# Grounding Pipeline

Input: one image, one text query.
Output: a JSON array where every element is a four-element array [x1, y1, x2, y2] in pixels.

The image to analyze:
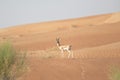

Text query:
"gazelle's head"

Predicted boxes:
[[56, 37, 60, 46], [56, 37, 60, 43]]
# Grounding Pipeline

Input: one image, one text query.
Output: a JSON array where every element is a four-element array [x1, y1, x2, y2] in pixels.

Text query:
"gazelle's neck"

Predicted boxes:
[[57, 43, 60, 47]]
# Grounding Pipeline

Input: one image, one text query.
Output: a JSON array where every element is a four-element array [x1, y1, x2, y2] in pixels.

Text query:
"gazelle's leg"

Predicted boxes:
[[68, 50, 73, 58], [68, 53, 70, 58], [68, 50, 71, 58], [71, 51, 74, 58], [61, 50, 64, 58]]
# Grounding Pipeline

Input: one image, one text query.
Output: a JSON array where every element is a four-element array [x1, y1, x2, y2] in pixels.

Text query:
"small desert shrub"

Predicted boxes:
[[71, 25, 78, 28], [0, 42, 26, 80], [109, 66, 120, 80]]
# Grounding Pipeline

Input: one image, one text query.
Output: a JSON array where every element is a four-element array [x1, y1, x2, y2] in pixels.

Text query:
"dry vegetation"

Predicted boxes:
[[0, 42, 26, 80]]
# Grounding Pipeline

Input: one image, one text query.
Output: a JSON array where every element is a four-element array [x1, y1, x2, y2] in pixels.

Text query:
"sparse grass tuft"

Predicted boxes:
[[0, 41, 26, 80], [109, 66, 120, 80], [45, 47, 58, 52]]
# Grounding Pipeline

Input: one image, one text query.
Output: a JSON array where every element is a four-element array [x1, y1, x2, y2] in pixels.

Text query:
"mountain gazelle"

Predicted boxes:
[[56, 38, 73, 58]]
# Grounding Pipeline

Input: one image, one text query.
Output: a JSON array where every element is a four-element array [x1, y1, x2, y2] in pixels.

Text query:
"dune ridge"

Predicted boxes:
[[105, 12, 120, 23]]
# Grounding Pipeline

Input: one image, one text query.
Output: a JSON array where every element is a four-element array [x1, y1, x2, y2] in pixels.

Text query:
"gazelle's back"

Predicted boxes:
[[59, 45, 71, 51]]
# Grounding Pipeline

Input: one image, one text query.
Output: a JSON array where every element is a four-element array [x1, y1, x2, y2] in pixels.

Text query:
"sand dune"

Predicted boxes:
[[0, 12, 120, 80], [105, 12, 120, 23], [75, 41, 120, 58], [0, 12, 112, 36], [19, 58, 120, 80]]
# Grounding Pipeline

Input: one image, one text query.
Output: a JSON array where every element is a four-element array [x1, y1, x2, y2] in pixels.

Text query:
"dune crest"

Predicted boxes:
[[105, 12, 120, 23]]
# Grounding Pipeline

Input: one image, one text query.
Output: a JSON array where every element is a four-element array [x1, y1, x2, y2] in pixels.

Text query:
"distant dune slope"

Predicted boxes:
[[105, 12, 120, 23], [0, 12, 112, 36]]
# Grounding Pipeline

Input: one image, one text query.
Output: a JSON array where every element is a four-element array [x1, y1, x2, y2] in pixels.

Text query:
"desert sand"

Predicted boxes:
[[0, 12, 120, 80]]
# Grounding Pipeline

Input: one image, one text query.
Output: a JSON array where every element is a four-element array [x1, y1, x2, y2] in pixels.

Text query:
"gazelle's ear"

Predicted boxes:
[[56, 37, 60, 41]]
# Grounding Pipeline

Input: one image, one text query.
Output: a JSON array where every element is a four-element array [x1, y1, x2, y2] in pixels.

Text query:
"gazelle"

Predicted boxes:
[[56, 38, 73, 58]]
